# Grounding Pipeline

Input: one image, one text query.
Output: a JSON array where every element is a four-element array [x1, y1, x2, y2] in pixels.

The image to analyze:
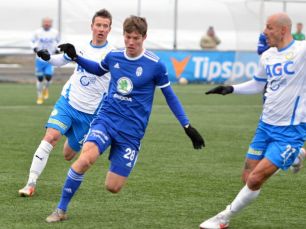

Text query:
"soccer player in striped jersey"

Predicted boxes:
[[45, 15, 204, 223], [200, 12, 306, 228], [31, 17, 60, 104], [19, 9, 113, 198]]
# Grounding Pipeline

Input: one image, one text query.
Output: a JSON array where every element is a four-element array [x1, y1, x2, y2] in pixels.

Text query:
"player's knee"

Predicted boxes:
[[37, 76, 44, 82], [63, 144, 77, 161], [241, 171, 249, 184], [44, 132, 61, 146], [105, 183, 122, 194], [45, 75, 52, 81], [64, 151, 76, 161], [247, 174, 263, 190]]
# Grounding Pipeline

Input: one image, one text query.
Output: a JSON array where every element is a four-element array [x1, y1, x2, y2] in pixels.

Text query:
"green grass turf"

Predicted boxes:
[[0, 83, 306, 229]]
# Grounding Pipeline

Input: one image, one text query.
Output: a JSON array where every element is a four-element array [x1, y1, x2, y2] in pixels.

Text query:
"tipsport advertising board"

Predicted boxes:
[[154, 50, 259, 84]]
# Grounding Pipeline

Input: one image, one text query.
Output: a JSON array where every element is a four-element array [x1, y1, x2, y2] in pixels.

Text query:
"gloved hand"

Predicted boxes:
[[55, 49, 60, 54], [58, 43, 77, 60], [257, 33, 269, 55], [205, 85, 233, 95], [37, 49, 50, 61], [184, 124, 205, 149], [33, 47, 38, 53]]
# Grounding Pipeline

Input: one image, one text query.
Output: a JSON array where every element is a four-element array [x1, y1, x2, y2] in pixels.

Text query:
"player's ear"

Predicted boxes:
[[143, 34, 147, 41]]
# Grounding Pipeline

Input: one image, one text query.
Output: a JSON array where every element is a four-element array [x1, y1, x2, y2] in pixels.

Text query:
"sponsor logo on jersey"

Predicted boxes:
[[136, 66, 143, 77], [270, 78, 287, 91], [126, 162, 132, 167], [80, 75, 97, 86], [113, 93, 132, 102], [114, 63, 120, 69], [117, 77, 133, 95], [265, 61, 295, 77]]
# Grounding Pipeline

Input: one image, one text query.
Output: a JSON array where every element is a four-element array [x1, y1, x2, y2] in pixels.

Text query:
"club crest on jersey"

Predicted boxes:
[[136, 67, 143, 77], [284, 52, 294, 60], [117, 77, 133, 95], [265, 61, 295, 77]]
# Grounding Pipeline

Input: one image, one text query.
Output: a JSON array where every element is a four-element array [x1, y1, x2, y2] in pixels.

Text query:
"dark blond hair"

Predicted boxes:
[[123, 15, 147, 36]]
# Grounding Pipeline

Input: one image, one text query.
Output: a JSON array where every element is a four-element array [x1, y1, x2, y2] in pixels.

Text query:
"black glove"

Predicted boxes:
[[58, 43, 77, 60], [205, 85, 233, 95], [55, 49, 60, 54], [37, 49, 50, 61], [33, 47, 38, 53], [184, 124, 205, 149]]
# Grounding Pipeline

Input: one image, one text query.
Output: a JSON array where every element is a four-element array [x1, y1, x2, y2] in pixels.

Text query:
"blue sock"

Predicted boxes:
[[57, 167, 84, 211]]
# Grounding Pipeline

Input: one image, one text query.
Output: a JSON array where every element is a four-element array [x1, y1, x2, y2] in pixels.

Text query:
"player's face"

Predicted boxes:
[[91, 17, 111, 45], [264, 18, 283, 48], [42, 19, 52, 31], [124, 31, 146, 57]]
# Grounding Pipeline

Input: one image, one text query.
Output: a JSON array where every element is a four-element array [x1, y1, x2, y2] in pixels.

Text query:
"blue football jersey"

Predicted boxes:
[[95, 49, 170, 139]]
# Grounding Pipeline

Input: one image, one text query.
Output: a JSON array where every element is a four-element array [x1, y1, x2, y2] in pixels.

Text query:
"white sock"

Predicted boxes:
[[36, 81, 43, 97], [229, 185, 260, 214], [44, 80, 52, 89], [27, 140, 53, 185]]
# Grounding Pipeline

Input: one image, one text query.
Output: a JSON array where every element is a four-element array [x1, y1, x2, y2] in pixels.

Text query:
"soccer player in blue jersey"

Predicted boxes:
[[19, 9, 113, 197], [31, 17, 60, 104], [200, 12, 306, 228], [46, 15, 205, 223]]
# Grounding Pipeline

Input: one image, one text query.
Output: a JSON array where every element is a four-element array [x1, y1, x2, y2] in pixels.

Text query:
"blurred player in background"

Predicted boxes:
[[19, 9, 113, 197], [292, 22, 305, 41], [31, 17, 60, 104], [200, 12, 306, 228], [45, 15, 205, 223]]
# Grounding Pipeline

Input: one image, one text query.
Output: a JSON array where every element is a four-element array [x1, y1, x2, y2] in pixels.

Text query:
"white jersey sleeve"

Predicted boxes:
[[60, 41, 113, 114], [48, 54, 70, 67]]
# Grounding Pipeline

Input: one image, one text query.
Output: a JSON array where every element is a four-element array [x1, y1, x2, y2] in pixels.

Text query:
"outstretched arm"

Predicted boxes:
[[161, 85, 205, 149], [58, 43, 107, 76], [205, 78, 266, 95], [75, 55, 106, 76]]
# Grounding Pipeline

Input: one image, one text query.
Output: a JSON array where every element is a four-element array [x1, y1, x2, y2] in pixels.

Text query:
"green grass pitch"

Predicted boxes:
[[0, 83, 306, 229]]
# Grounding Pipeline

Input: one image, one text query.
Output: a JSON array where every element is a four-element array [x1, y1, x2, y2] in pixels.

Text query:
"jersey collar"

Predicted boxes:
[[124, 49, 145, 61], [90, 40, 108, 48], [278, 39, 295, 52]]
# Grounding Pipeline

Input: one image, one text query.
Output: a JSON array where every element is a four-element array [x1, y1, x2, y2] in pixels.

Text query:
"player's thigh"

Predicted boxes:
[[242, 158, 260, 184], [43, 63, 54, 77], [35, 58, 45, 77], [105, 171, 127, 193], [63, 139, 77, 161], [43, 127, 62, 146]]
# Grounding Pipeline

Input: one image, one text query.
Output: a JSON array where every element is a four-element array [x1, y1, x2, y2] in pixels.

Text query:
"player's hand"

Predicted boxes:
[[257, 33, 269, 55], [205, 85, 233, 95], [58, 43, 77, 60], [33, 47, 38, 53], [184, 124, 205, 149], [37, 49, 50, 61]]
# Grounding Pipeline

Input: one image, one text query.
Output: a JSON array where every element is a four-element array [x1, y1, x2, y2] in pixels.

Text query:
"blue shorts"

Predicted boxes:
[[247, 120, 306, 170], [84, 119, 140, 177], [46, 96, 94, 152], [35, 58, 54, 77]]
